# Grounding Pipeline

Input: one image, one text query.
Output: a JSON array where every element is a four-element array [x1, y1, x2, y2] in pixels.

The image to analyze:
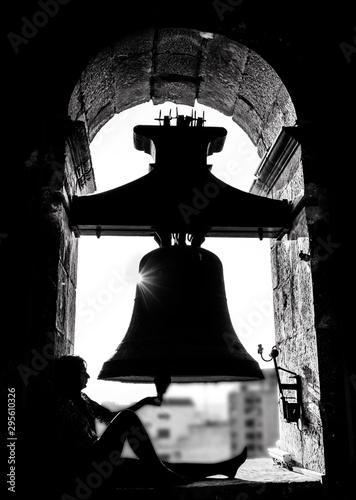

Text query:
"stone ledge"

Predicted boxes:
[[106, 458, 324, 500]]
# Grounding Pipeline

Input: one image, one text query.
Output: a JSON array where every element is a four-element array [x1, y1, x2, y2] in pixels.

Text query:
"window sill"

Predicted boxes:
[[108, 458, 324, 499]]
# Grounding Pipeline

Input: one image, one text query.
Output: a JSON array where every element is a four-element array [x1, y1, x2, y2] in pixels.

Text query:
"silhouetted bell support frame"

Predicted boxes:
[[257, 344, 303, 426]]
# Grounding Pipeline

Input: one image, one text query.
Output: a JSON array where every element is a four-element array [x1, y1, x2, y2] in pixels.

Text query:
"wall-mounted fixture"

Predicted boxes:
[[258, 344, 303, 425]]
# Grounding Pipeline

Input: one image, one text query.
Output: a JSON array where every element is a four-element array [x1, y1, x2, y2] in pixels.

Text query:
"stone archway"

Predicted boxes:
[[65, 27, 328, 479], [68, 28, 296, 157]]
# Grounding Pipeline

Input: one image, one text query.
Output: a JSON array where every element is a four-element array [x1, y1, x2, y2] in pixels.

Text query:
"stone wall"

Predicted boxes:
[[32, 119, 96, 359], [270, 156, 326, 473], [68, 28, 296, 156], [1, 117, 95, 402], [254, 125, 344, 478]]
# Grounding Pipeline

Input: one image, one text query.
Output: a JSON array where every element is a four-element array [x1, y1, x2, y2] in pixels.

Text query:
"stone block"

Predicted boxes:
[[87, 102, 115, 144], [56, 261, 76, 341], [275, 84, 297, 126], [65, 120, 96, 196], [59, 208, 78, 288], [270, 241, 292, 290], [155, 53, 199, 78], [54, 331, 74, 357], [261, 106, 285, 150], [152, 79, 196, 106], [261, 86, 297, 150], [112, 54, 151, 114], [82, 46, 114, 112], [239, 51, 282, 122], [112, 29, 155, 56], [290, 262, 314, 335], [271, 237, 325, 475], [68, 81, 83, 121], [199, 36, 248, 116], [198, 89, 235, 118], [279, 414, 325, 474], [273, 150, 303, 197], [233, 96, 263, 146], [273, 282, 294, 342], [155, 28, 202, 56], [256, 136, 269, 158]]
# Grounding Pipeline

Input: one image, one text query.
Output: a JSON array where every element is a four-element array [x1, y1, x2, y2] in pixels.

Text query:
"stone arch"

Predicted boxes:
[[66, 26, 329, 477], [68, 28, 296, 159], [2, 2, 351, 494], [67, 26, 323, 471]]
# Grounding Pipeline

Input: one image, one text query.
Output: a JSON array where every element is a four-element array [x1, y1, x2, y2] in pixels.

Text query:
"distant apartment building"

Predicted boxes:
[[137, 397, 199, 461], [98, 371, 279, 462], [136, 397, 231, 463], [228, 368, 279, 458]]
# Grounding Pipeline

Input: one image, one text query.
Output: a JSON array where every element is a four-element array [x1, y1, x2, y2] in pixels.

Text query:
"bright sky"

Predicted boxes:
[[74, 100, 276, 417]]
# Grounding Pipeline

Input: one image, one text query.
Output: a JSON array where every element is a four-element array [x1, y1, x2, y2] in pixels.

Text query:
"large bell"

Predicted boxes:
[[98, 245, 263, 383]]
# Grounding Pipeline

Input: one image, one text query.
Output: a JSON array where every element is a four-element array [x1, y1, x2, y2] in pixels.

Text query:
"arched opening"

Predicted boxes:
[[73, 99, 279, 460], [3, 1, 352, 494], [67, 28, 300, 464], [68, 28, 296, 155], [65, 25, 335, 477]]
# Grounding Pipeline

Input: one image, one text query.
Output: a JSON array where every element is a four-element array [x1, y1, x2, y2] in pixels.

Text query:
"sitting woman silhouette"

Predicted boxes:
[[51, 355, 247, 497]]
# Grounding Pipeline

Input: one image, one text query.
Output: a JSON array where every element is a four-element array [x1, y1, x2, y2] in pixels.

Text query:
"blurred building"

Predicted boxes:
[[137, 397, 231, 463], [100, 397, 231, 463], [228, 368, 279, 458], [137, 397, 198, 461], [100, 375, 279, 462]]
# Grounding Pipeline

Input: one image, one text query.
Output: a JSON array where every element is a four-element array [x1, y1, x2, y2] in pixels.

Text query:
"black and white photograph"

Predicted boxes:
[[2, 1, 355, 499]]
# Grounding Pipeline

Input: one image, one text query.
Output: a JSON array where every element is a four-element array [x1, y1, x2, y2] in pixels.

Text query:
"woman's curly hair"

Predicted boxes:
[[53, 355, 87, 395]]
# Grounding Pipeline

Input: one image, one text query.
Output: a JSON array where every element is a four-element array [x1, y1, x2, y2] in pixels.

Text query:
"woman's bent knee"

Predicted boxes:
[[112, 409, 140, 426]]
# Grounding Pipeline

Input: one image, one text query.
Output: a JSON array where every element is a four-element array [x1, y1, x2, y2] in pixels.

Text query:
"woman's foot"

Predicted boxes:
[[223, 446, 247, 479]]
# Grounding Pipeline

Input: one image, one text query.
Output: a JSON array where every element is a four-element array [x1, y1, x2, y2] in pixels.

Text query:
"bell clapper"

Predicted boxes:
[[154, 374, 172, 403]]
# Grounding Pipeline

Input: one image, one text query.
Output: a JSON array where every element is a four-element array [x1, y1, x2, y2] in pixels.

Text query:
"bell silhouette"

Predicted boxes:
[[98, 245, 263, 383]]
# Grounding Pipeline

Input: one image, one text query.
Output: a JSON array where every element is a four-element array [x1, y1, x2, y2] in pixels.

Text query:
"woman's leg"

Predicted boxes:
[[93, 410, 187, 483], [58, 410, 188, 498], [163, 446, 247, 480]]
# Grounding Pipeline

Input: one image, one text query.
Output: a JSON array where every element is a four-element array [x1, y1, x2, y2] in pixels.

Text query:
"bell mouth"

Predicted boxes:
[[98, 334, 264, 383], [98, 369, 264, 384], [98, 245, 264, 383]]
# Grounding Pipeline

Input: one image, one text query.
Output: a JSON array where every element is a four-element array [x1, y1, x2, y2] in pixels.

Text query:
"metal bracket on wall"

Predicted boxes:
[[258, 344, 303, 426], [290, 194, 319, 221]]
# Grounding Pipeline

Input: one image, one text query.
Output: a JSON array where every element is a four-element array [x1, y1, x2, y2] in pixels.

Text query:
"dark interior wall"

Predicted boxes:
[[2, 1, 355, 498]]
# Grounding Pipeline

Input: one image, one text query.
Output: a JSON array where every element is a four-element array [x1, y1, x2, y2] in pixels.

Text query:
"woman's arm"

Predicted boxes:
[[127, 375, 171, 411], [82, 393, 116, 424], [126, 396, 162, 412]]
